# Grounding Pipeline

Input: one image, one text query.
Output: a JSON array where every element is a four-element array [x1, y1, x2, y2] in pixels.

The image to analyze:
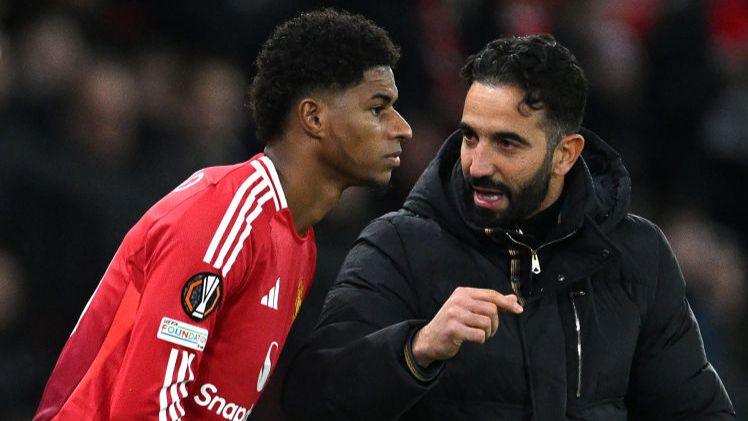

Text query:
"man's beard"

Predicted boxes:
[[463, 151, 553, 228]]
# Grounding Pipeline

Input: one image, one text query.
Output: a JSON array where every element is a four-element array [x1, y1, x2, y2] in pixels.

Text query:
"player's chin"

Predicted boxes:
[[363, 169, 393, 188]]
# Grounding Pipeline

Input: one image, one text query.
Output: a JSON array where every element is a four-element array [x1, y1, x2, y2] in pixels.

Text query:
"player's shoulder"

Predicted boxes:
[[139, 154, 287, 237]]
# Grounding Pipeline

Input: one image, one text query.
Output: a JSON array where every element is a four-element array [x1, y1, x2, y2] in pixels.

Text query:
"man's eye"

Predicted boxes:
[[498, 138, 516, 149], [371, 106, 384, 117], [462, 132, 477, 144]]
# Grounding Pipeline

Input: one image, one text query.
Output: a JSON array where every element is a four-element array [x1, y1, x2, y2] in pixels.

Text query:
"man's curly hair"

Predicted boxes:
[[461, 34, 588, 147], [249, 9, 400, 142]]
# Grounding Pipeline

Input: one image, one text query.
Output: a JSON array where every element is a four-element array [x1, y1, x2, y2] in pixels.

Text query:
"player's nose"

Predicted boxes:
[[390, 109, 413, 143]]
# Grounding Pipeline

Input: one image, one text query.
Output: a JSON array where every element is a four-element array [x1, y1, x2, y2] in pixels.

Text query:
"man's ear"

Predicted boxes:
[[296, 97, 326, 139], [552, 133, 585, 176]]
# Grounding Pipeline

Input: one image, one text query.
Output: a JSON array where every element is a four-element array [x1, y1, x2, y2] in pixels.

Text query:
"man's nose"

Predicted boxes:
[[391, 109, 413, 142], [469, 140, 494, 178]]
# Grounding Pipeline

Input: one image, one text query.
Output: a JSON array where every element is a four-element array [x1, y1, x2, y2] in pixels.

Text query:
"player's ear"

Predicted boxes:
[[552, 133, 584, 176], [297, 97, 326, 139]]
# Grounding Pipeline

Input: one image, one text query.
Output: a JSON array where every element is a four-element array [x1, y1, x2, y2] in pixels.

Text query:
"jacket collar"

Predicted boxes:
[[403, 128, 630, 287]]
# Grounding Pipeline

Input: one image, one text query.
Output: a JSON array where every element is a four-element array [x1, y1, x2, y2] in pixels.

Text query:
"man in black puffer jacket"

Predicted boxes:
[[282, 34, 735, 420]]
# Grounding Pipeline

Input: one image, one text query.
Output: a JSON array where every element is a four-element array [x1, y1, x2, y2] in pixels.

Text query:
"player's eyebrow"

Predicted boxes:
[[370, 93, 394, 104]]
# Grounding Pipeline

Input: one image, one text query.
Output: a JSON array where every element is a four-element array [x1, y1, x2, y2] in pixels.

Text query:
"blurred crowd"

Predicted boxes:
[[0, 0, 746, 419]]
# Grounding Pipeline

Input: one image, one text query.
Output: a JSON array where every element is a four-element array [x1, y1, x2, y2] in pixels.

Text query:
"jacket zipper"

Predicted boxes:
[[569, 290, 586, 398], [508, 249, 524, 306], [504, 230, 577, 274], [486, 228, 585, 401]]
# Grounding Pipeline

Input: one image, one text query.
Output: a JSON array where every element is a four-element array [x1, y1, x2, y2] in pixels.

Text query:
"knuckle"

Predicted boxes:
[[446, 320, 460, 335]]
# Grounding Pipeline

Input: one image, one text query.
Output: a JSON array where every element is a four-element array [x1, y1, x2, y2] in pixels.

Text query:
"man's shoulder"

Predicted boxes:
[[607, 213, 674, 286], [151, 156, 265, 213], [138, 155, 286, 242], [359, 209, 444, 245], [610, 213, 665, 247]]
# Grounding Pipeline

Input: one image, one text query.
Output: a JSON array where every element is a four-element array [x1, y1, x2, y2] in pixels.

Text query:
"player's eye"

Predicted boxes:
[[371, 106, 384, 117]]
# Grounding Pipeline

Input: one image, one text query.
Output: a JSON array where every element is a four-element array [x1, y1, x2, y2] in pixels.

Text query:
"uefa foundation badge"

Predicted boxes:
[[157, 317, 209, 351]]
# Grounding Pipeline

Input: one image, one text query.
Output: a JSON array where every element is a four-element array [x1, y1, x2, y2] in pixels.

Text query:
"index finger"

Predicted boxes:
[[465, 288, 523, 314]]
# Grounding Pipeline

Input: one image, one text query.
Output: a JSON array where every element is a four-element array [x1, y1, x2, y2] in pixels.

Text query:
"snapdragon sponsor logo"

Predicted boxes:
[[194, 383, 253, 421], [156, 317, 208, 352]]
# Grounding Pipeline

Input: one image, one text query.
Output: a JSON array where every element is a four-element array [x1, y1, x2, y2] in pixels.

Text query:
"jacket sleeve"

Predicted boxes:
[[626, 225, 735, 419], [282, 218, 440, 420]]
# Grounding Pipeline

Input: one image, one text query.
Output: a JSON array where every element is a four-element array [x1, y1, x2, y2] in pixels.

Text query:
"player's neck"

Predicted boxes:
[[264, 142, 344, 236]]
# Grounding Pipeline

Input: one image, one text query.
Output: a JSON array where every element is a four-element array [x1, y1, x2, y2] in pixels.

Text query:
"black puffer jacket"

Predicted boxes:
[[282, 129, 735, 420]]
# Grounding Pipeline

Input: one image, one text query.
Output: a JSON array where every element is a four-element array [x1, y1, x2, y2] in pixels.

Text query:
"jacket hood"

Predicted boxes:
[[402, 128, 631, 247]]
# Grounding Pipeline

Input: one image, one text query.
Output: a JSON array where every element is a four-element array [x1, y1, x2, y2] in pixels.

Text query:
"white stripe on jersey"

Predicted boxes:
[[203, 157, 287, 276], [222, 190, 274, 277], [251, 160, 279, 211], [171, 350, 194, 418], [179, 351, 196, 401], [159, 349, 195, 421], [213, 179, 270, 270], [170, 350, 188, 417], [159, 349, 179, 421], [259, 156, 288, 209], [203, 171, 262, 265]]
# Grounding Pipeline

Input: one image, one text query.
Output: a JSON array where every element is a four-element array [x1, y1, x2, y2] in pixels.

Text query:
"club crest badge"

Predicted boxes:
[[293, 278, 305, 320], [181, 273, 223, 321]]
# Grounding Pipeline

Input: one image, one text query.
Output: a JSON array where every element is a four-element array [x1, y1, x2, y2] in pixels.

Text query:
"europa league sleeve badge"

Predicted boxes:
[[181, 273, 223, 322]]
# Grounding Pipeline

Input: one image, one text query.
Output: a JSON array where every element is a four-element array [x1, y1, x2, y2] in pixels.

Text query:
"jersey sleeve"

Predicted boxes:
[[108, 194, 254, 420]]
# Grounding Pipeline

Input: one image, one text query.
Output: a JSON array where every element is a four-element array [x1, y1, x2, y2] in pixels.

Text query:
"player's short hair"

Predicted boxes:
[[249, 8, 401, 142], [461, 34, 588, 148]]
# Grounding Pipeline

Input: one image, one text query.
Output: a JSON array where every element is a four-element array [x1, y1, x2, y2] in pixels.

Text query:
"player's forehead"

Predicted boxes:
[[347, 66, 398, 102]]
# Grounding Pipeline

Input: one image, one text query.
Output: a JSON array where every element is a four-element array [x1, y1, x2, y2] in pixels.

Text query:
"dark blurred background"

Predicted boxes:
[[0, 0, 746, 419]]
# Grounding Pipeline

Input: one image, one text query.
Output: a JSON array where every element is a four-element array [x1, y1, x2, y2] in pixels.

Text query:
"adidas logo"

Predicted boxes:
[[260, 277, 280, 310]]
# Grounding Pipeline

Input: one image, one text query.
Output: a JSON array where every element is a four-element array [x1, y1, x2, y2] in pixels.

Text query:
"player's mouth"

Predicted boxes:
[[471, 187, 508, 210], [385, 151, 401, 166]]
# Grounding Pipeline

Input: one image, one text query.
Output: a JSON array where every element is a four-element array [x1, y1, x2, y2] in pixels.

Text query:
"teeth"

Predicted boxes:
[[476, 192, 501, 201]]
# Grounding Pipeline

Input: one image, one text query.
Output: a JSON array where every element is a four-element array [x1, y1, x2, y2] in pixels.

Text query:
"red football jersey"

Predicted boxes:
[[35, 154, 316, 420]]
